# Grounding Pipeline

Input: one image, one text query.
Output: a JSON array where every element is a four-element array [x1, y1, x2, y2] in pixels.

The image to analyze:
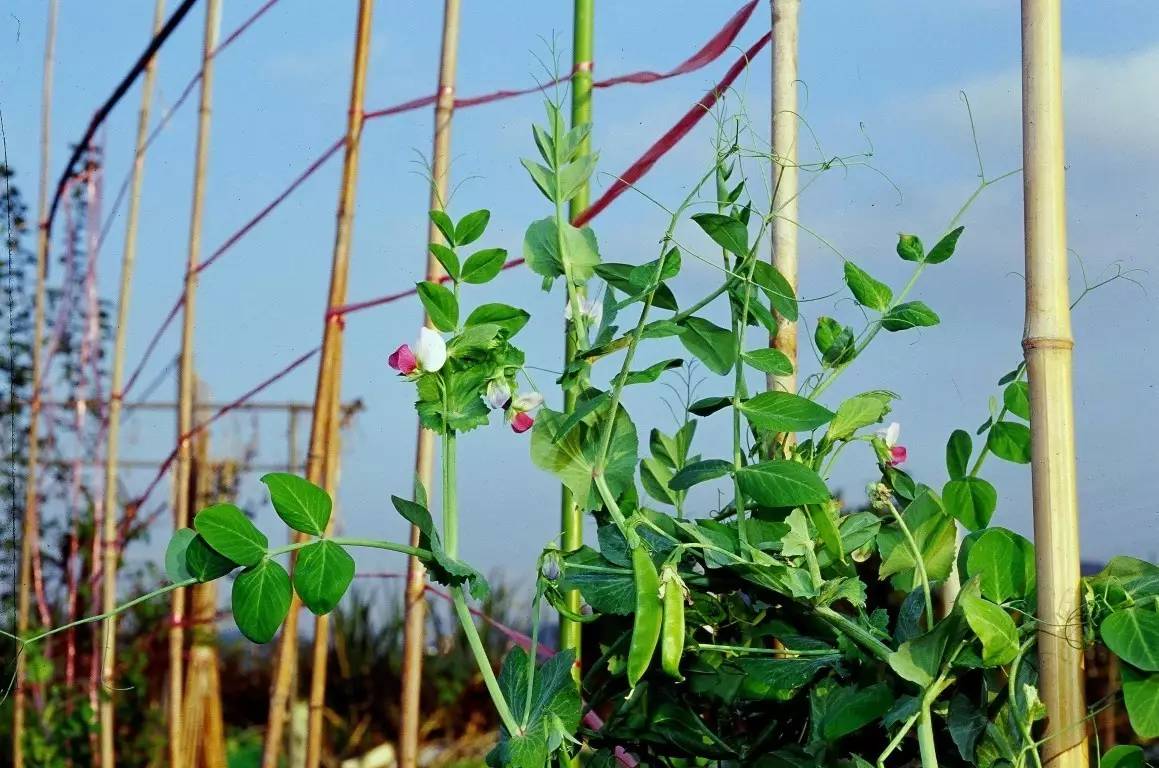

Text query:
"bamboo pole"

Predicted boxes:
[[171, 1, 222, 765], [559, 0, 594, 695], [399, 2, 461, 766], [769, 0, 799, 395], [262, 3, 374, 765], [1020, 3, 1088, 767], [98, 4, 165, 765], [13, 3, 59, 766]]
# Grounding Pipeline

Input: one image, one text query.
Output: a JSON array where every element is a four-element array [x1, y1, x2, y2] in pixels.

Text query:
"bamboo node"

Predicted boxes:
[[576, 60, 594, 73], [1022, 336, 1074, 352]]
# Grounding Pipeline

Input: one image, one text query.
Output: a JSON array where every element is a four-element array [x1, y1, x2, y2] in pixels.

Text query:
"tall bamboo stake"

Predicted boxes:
[[399, 2, 461, 766], [769, 0, 799, 395], [13, 3, 59, 766], [559, 0, 594, 694], [98, 4, 165, 765], [1020, 3, 1088, 767], [171, 1, 222, 765], [262, 3, 374, 765]]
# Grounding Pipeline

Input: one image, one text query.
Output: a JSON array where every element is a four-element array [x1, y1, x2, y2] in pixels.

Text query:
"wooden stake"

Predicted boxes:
[[13, 3, 58, 766], [400, 2, 461, 766], [769, 0, 799, 395], [558, 0, 594, 698], [98, 4, 165, 765], [171, 1, 222, 764], [262, 3, 374, 765], [1021, 3, 1088, 767]]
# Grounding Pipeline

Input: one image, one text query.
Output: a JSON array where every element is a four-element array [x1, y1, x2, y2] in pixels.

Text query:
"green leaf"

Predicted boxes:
[[946, 429, 972, 480], [691, 212, 748, 258], [881, 301, 940, 332], [843, 262, 893, 311], [193, 503, 268, 567], [1003, 381, 1031, 421], [964, 528, 1036, 603], [751, 261, 798, 321], [987, 421, 1031, 464], [960, 590, 1019, 666], [454, 209, 490, 246], [896, 233, 924, 262], [550, 391, 609, 444], [556, 153, 597, 203], [429, 210, 456, 245], [739, 391, 835, 433], [924, 226, 965, 264], [669, 459, 733, 491], [688, 396, 731, 417], [877, 490, 956, 591], [641, 457, 677, 506], [391, 495, 489, 600], [948, 694, 988, 763], [293, 540, 356, 615], [826, 391, 894, 441], [416, 281, 458, 332], [624, 358, 682, 385], [460, 247, 507, 284], [1121, 664, 1159, 738], [1083, 557, 1159, 613], [943, 476, 998, 530], [814, 316, 855, 367], [1101, 745, 1144, 768], [465, 303, 530, 337], [165, 528, 198, 582], [741, 348, 793, 376], [489, 648, 581, 768], [428, 243, 460, 280], [677, 317, 736, 375], [261, 473, 332, 536], [1100, 608, 1159, 671], [736, 461, 831, 507], [232, 559, 292, 644], [889, 615, 960, 688], [560, 546, 634, 615], [530, 404, 638, 511], [521, 158, 557, 201], [185, 535, 239, 582], [733, 656, 836, 702], [818, 683, 894, 740], [523, 217, 600, 282]]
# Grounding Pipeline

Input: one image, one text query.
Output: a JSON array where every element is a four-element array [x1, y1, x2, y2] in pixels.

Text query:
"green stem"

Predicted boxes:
[[877, 709, 922, 768], [267, 539, 431, 560], [443, 427, 458, 558], [886, 500, 935, 631], [451, 585, 522, 736], [523, 583, 545, 727], [696, 643, 838, 658], [21, 579, 196, 646], [916, 705, 940, 768], [814, 605, 893, 662]]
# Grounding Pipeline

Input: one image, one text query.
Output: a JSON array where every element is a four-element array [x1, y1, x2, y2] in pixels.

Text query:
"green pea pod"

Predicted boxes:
[[626, 546, 662, 688], [660, 565, 686, 680]]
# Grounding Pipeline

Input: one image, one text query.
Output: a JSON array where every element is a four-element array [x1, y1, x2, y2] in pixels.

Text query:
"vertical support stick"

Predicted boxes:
[[171, 1, 222, 765], [14, 3, 58, 767], [399, 3, 461, 766], [1021, 3, 1088, 767], [262, 3, 374, 766], [99, 5, 165, 766], [560, 0, 594, 696], [769, 0, 799, 395]]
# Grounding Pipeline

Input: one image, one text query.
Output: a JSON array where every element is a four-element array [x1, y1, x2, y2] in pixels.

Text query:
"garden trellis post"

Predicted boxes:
[[560, 0, 594, 692], [171, 1, 222, 764], [1020, 2, 1089, 767], [13, 3, 58, 767], [98, 4, 165, 767], [261, 2, 375, 766], [769, 0, 799, 396], [400, 1, 462, 766]]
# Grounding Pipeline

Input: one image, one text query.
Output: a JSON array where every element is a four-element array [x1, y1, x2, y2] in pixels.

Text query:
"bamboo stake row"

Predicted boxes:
[[769, 0, 799, 396], [171, 1, 223, 765], [98, 4, 166, 766], [399, 1, 463, 765], [1020, 2, 1088, 767], [13, 3, 59, 766], [262, 3, 376, 766]]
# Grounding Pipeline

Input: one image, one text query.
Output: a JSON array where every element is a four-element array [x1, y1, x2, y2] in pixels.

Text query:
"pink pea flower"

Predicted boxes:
[[388, 327, 447, 376], [876, 422, 907, 466], [507, 392, 544, 434], [486, 379, 512, 410]]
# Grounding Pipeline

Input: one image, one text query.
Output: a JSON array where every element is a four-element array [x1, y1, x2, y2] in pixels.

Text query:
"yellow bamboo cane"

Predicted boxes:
[[171, 1, 222, 764], [262, 3, 375, 765], [13, 3, 58, 767], [1020, 2, 1088, 767], [769, 0, 799, 396], [98, 5, 165, 766], [399, 3, 461, 766]]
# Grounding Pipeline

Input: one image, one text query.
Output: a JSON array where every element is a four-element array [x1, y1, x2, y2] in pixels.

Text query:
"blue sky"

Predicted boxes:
[[3, 1, 1157, 598]]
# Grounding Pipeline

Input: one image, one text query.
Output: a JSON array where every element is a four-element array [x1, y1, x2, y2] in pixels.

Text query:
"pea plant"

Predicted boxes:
[[12, 101, 1158, 768]]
